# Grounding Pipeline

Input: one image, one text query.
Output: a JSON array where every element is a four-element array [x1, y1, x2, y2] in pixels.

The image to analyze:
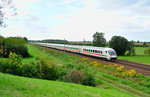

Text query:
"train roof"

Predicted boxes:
[[37, 42, 114, 51]]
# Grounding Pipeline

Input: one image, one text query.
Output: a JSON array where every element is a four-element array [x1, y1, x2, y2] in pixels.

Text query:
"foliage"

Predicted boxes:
[[144, 46, 150, 55], [59, 63, 96, 86], [4, 37, 29, 57], [0, 0, 16, 27], [116, 66, 124, 72], [93, 32, 106, 47], [0, 36, 5, 57], [42, 39, 69, 44], [0, 52, 58, 80], [65, 69, 86, 84], [143, 42, 147, 46], [7, 52, 22, 75], [109, 36, 129, 55], [82, 57, 150, 89], [23, 37, 28, 43], [0, 35, 4, 46], [126, 41, 136, 56]]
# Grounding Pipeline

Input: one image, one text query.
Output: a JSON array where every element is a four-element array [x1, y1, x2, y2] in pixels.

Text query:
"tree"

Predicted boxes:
[[4, 37, 29, 57], [126, 41, 135, 56], [93, 32, 106, 47], [144, 46, 150, 55], [109, 36, 128, 55], [23, 37, 28, 43], [0, 35, 5, 56], [0, 35, 4, 47], [143, 42, 147, 46], [0, 0, 16, 27]]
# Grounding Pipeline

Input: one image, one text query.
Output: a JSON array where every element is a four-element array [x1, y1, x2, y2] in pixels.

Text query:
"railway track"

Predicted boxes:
[[37, 44, 150, 76], [115, 60, 150, 71]]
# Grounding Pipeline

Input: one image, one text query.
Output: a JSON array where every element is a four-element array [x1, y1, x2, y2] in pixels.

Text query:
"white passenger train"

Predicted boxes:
[[36, 42, 117, 61]]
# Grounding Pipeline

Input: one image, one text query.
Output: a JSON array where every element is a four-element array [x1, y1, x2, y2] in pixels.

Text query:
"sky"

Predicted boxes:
[[0, 0, 150, 41]]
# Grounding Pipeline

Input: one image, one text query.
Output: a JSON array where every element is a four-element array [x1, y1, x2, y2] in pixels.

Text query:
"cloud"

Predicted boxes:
[[49, 0, 150, 41], [1, 0, 150, 41]]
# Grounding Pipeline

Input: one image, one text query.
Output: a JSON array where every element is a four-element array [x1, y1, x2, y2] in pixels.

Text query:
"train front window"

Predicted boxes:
[[108, 50, 116, 55]]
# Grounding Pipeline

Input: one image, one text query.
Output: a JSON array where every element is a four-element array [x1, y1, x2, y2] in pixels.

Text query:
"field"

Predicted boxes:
[[0, 72, 135, 97], [135, 47, 148, 55], [119, 47, 150, 65], [0, 44, 150, 97]]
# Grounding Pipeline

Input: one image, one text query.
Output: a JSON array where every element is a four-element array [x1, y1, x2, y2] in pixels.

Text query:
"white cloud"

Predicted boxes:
[[1, 0, 150, 41]]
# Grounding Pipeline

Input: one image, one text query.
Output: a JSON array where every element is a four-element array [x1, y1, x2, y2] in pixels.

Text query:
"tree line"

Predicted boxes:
[[92, 32, 150, 56], [92, 32, 135, 56]]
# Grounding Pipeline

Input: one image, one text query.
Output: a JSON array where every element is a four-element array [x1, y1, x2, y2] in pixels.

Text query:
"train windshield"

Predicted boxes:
[[108, 50, 116, 55]]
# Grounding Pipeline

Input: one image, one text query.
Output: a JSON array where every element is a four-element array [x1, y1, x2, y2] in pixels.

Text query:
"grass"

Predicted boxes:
[[0, 73, 134, 97], [135, 47, 148, 55], [118, 56, 150, 65], [0, 44, 150, 96], [119, 47, 150, 65]]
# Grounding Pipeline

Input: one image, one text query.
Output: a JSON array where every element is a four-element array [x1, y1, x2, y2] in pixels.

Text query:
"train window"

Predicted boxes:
[[105, 51, 107, 53], [95, 50, 97, 53], [108, 50, 116, 55], [101, 51, 103, 54], [95, 50, 100, 53]]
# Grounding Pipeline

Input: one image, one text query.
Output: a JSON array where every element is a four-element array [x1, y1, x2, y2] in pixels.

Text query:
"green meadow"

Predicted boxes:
[[119, 47, 150, 65]]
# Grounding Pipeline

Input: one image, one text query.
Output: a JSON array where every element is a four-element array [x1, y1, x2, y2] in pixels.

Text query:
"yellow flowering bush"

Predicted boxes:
[[90, 61, 100, 67], [128, 69, 136, 77], [121, 69, 138, 78], [116, 66, 124, 72], [82, 57, 89, 64], [113, 64, 118, 68], [82, 57, 89, 61]]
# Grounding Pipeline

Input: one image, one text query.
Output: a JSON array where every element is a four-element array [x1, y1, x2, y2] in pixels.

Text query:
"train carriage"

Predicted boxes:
[[36, 42, 117, 61]]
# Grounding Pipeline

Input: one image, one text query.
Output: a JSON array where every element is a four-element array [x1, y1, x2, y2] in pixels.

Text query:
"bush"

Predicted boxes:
[[144, 46, 150, 55], [20, 58, 58, 80], [4, 37, 29, 57], [82, 73, 96, 86], [0, 52, 58, 80], [59, 63, 96, 86], [38, 58, 58, 80], [0, 60, 9, 73], [7, 52, 23, 75], [65, 69, 86, 84]]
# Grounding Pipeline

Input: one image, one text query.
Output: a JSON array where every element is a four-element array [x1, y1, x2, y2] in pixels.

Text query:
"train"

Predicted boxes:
[[36, 42, 117, 61]]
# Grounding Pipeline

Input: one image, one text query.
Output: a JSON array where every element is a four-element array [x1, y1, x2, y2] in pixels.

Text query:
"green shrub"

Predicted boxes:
[[7, 52, 23, 75], [65, 69, 86, 84], [82, 73, 96, 86], [38, 58, 58, 80], [59, 63, 96, 86], [0, 53, 58, 80], [4, 37, 29, 57], [0, 60, 9, 73]]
